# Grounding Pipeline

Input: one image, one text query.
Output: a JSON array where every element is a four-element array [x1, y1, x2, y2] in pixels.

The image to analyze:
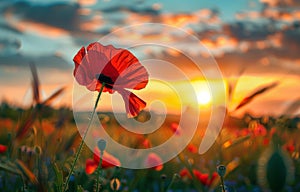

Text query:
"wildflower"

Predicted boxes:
[[0, 144, 7, 154], [253, 124, 267, 137], [73, 42, 149, 117], [85, 147, 121, 174], [141, 138, 151, 148], [187, 144, 197, 154], [170, 122, 181, 135], [285, 143, 295, 153], [179, 168, 217, 186], [144, 152, 163, 171]]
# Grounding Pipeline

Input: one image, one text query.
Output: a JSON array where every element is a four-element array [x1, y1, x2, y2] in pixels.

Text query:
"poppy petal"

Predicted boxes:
[[144, 152, 163, 171], [93, 147, 121, 169], [179, 168, 191, 178], [0, 144, 7, 154], [85, 158, 98, 174], [114, 59, 148, 90], [87, 43, 138, 74], [87, 42, 148, 90], [73, 47, 86, 69], [117, 89, 146, 117], [208, 172, 218, 186]]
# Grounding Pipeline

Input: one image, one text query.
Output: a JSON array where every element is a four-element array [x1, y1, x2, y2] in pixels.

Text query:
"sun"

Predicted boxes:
[[197, 90, 211, 105]]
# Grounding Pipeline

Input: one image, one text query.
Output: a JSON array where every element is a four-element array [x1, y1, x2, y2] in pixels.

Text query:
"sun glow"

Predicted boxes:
[[197, 90, 211, 105]]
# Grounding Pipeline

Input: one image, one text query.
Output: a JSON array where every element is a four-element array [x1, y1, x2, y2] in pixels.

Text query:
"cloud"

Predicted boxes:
[[0, 38, 21, 56], [0, 52, 71, 70], [222, 21, 276, 42], [260, 0, 300, 7], [4, 1, 81, 31]]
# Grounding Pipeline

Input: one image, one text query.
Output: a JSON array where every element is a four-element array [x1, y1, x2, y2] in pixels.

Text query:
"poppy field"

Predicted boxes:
[[1, 1, 300, 191], [0, 51, 300, 192]]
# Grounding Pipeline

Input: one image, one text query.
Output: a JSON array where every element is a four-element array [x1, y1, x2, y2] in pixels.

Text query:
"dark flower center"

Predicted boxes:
[[96, 74, 114, 89]]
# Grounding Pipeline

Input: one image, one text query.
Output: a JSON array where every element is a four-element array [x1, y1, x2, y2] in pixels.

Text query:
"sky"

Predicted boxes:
[[0, 0, 300, 116]]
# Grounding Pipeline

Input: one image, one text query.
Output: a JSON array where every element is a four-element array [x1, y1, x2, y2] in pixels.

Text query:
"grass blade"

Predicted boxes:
[[0, 162, 21, 175], [222, 135, 251, 149], [52, 162, 64, 192], [16, 109, 37, 140], [29, 63, 40, 104], [16, 159, 38, 185], [234, 81, 279, 111], [42, 87, 65, 106], [283, 97, 300, 115]]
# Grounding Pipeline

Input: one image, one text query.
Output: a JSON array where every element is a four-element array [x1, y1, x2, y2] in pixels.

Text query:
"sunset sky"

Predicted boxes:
[[0, 0, 299, 116]]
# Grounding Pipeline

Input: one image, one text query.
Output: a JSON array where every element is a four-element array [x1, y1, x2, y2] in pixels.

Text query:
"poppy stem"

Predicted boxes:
[[63, 82, 106, 192], [220, 176, 226, 192], [165, 174, 175, 192], [95, 150, 104, 192]]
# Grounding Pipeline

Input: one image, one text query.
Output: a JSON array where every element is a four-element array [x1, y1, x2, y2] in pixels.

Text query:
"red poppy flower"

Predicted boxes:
[[73, 42, 149, 117], [285, 143, 295, 153], [141, 138, 152, 148], [187, 144, 197, 153], [196, 172, 218, 186], [0, 144, 7, 154], [144, 152, 163, 171], [85, 147, 121, 174], [252, 124, 267, 137], [179, 168, 217, 186], [170, 122, 181, 135]]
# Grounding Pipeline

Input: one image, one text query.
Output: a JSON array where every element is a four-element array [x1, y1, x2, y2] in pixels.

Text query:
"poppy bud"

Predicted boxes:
[[97, 139, 107, 152], [217, 165, 226, 177], [160, 174, 167, 180], [173, 173, 181, 181]]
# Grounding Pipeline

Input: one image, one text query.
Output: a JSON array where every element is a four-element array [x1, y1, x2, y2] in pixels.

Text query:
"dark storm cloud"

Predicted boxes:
[[4, 1, 81, 31]]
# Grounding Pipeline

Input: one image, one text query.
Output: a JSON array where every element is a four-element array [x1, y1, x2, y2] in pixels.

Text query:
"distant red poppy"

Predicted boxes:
[[144, 152, 163, 171], [187, 144, 197, 153], [73, 42, 149, 117], [263, 138, 270, 146], [0, 144, 7, 154], [285, 143, 295, 153], [141, 138, 152, 149], [85, 147, 121, 174], [252, 124, 267, 137], [179, 168, 217, 186], [170, 122, 181, 135]]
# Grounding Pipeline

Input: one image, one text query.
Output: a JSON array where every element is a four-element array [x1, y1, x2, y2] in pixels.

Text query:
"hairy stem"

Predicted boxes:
[[63, 83, 105, 192]]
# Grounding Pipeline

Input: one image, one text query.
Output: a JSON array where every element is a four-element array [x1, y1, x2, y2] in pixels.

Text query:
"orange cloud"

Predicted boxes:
[[5, 12, 68, 37], [77, 0, 97, 6]]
